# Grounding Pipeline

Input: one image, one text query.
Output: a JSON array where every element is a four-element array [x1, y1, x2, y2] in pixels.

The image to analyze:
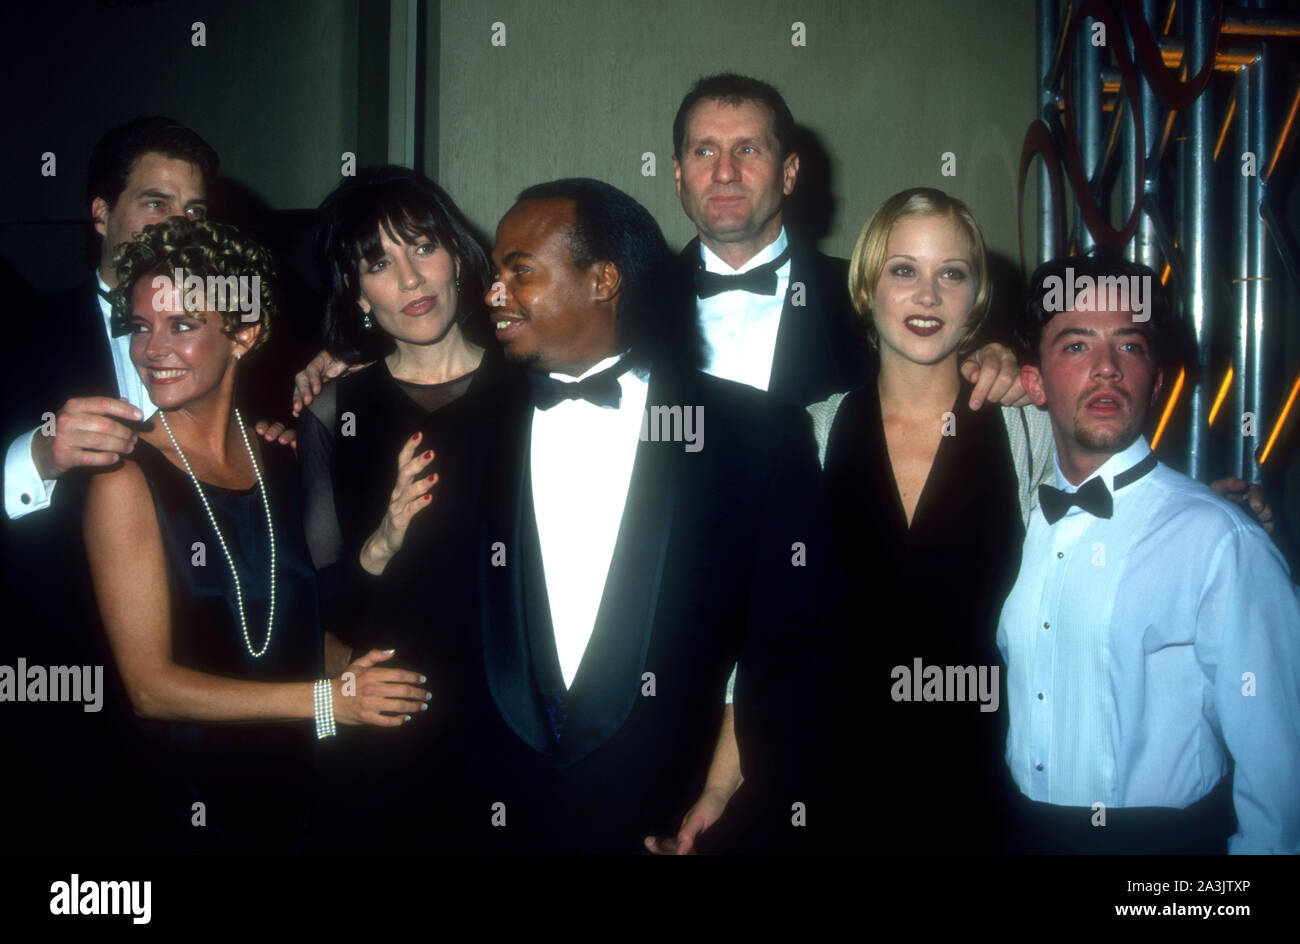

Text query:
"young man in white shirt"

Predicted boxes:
[[999, 249, 1300, 854]]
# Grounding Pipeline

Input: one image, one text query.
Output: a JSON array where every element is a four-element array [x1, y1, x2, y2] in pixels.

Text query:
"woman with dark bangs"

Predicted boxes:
[[298, 166, 503, 852], [299, 165, 495, 588]]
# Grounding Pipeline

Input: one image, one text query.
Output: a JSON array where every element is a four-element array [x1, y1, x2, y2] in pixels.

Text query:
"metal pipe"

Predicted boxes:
[[1182, 0, 1215, 478], [1260, 196, 1300, 293], [1100, 96, 1128, 191], [1248, 28, 1267, 478], [1075, 7, 1102, 252], [1124, 70, 1140, 265], [1157, 39, 1262, 69], [1221, 9, 1300, 37], [1038, 0, 1060, 266], [1231, 66, 1250, 479], [1137, 0, 1162, 272]]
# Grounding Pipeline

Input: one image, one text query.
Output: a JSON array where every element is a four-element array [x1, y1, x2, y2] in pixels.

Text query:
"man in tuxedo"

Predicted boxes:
[[672, 72, 1026, 409], [5, 116, 216, 520], [2, 116, 216, 852], [455, 178, 835, 853], [999, 251, 1300, 853]]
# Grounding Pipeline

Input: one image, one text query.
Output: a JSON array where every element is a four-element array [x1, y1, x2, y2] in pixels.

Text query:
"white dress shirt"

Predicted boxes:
[[997, 434, 1300, 853], [4, 273, 155, 519], [530, 355, 648, 688], [697, 228, 790, 392]]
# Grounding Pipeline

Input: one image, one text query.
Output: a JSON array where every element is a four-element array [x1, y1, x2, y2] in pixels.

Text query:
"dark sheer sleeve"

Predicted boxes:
[[297, 384, 343, 571], [297, 383, 378, 647]]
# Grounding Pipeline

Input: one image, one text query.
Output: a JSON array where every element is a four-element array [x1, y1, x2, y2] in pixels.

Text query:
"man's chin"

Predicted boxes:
[[700, 217, 757, 244], [1073, 417, 1142, 454], [502, 346, 543, 371]]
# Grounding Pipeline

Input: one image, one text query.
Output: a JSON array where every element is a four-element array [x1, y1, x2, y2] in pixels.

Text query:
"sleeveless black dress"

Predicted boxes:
[[823, 377, 1024, 853], [130, 437, 322, 853]]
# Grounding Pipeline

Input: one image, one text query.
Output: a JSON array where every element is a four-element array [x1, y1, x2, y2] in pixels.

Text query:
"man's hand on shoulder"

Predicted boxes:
[[292, 349, 366, 418], [961, 342, 1031, 409], [30, 396, 143, 479], [1209, 477, 1275, 533]]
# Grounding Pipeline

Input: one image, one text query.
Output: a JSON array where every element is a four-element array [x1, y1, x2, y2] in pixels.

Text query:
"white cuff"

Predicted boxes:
[[724, 663, 736, 705], [5, 428, 57, 519]]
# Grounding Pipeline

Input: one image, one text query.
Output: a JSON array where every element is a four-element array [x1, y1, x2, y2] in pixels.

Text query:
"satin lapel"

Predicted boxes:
[[75, 281, 119, 399], [553, 367, 686, 769], [681, 238, 703, 272], [477, 388, 554, 755], [766, 249, 824, 406]]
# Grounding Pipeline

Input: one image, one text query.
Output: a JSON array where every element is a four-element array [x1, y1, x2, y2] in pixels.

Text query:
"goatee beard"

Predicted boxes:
[[1073, 413, 1142, 454]]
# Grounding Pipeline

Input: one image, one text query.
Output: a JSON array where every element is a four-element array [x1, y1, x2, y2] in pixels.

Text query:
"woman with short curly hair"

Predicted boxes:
[[84, 217, 431, 853]]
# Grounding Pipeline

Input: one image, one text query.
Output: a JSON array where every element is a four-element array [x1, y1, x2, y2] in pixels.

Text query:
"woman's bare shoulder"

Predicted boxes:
[[84, 454, 157, 536]]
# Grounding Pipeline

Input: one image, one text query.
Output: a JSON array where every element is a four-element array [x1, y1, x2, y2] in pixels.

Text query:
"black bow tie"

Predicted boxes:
[[693, 246, 793, 299], [1038, 451, 1158, 525], [527, 359, 630, 411]]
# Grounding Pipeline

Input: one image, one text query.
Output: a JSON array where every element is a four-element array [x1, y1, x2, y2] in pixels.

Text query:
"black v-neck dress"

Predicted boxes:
[[822, 377, 1024, 853]]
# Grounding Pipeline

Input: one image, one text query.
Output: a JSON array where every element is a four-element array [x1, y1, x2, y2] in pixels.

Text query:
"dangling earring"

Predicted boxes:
[[362, 314, 373, 330]]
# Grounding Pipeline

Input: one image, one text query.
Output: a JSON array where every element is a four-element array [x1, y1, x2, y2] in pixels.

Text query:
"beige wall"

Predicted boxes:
[[435, 0, 1037, 262], [2, 0, 1036, 291]]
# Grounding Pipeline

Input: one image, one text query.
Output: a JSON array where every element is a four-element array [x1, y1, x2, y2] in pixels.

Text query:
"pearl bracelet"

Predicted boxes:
[[313, 679, 336, 739]]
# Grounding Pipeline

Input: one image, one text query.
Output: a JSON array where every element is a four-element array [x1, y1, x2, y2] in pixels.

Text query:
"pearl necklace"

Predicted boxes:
[[158, 409, 276, 658]]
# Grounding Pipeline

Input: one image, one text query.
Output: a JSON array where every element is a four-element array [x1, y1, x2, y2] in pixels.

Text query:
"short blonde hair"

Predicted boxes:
[[847, 188, 991, 354], [111, 217, 276, 353]]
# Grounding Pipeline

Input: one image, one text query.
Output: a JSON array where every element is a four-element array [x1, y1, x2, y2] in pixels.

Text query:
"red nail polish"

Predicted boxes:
[[424, 450, 433, 460]]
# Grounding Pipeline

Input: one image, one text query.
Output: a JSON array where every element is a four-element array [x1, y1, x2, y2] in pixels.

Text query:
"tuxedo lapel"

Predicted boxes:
[[76, 280, 117, 398], [551, 366, 686, 769], [682, 240, 853, 407], [479, 365, 686, 768], [477, 387, 555, 755], [767, 247, 834, 406]]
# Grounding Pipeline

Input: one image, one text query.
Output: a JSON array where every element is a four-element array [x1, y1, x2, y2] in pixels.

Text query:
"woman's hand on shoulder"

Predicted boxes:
[[253, 420, 297, 453], [332, 648, 431, 727]]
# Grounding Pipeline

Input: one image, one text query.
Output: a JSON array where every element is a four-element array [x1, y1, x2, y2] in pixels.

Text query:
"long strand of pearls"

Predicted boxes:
[[158, 408, 276, 658]]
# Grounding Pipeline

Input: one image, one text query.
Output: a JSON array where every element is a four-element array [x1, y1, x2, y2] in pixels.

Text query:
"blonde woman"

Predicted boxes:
[[806, 188, 1051, 852], [84, 218, 429, 852]]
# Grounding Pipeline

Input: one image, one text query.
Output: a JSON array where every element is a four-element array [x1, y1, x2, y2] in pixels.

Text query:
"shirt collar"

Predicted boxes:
[[1053, 434, 1153, 495], [548, 352, 625, 383], [699, 227, 789, 275], [96, 272, 113, 322]]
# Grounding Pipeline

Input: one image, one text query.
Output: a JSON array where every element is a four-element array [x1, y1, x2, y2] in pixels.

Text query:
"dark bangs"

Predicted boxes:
[[352, 205, 458, 270], [318, 166, 493, 362]]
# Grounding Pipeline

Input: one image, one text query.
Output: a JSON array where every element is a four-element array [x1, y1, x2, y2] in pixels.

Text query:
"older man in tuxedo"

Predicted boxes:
[[440, 178, 835, 853], [672, 72, 1026, 409]]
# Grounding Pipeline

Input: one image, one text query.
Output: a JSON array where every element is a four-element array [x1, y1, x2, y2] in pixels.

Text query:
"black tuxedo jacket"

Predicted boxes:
[[3, 279, 117, 647], [681, 237, 867, 407], [1, 279, 147, 853], [422, 361, 838, 853]]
